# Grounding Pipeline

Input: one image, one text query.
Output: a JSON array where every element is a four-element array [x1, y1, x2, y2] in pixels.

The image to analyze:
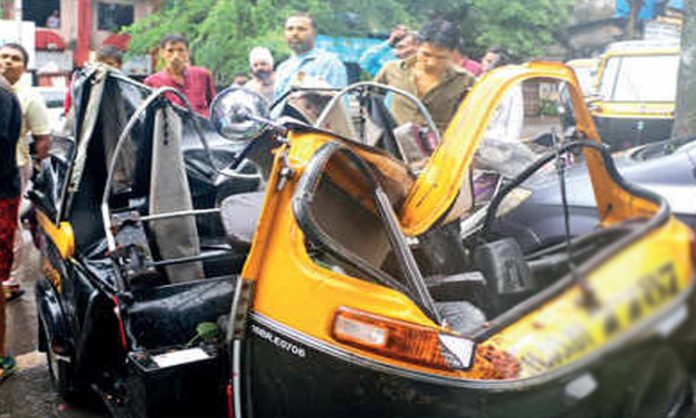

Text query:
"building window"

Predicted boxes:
[[97, 2, 135, 32], [23, 0, 61, 28]]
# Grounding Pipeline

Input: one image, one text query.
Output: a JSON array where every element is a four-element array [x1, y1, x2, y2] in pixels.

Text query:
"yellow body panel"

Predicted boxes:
[[36, 210, 75, 259], [489, 218, 693, 378], [398, 62, 656, 233], [592, 102, 674, 119], [242, 62, 695, 380]]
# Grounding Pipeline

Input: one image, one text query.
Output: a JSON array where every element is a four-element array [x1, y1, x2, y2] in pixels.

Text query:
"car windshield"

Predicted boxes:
[[599, 54, 679, 102]]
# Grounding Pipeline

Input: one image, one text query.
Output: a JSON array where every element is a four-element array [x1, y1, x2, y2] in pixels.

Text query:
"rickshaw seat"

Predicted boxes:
[[220, 191, 265, 249], [125, 276, 237, 349]]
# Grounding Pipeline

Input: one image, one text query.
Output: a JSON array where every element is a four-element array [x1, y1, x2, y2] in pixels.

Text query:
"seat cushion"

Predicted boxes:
[[220, 191, 266, 247]]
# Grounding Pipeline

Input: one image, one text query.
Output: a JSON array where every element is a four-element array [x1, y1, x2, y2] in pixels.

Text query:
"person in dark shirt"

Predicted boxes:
[[0, 73, 22, 382], [144, 34, 216, 117], [375, 20, 475, 134]]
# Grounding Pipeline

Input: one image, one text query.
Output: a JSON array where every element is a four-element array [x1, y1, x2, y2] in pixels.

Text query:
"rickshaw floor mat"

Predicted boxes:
[[124, 276, 237, 349]]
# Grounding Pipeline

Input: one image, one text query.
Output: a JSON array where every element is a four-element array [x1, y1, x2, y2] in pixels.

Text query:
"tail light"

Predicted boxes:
[[331, 307, 475, 371]]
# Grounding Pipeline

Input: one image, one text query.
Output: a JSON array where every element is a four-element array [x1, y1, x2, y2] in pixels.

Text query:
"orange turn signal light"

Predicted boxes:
[[332, 307, 475, 370]]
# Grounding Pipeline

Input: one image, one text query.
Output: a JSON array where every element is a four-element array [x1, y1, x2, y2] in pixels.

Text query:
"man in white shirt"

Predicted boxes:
[[273, 13, 347, 101], [0, 43, 52, 300]]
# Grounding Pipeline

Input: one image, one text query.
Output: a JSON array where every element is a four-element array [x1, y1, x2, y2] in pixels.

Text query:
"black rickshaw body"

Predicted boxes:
[[31, 66, 258, 417], [246, 311, 695, 418]]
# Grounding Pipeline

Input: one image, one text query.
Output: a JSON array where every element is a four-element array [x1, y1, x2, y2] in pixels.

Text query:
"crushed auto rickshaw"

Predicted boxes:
[[32, 62, 696, 418]]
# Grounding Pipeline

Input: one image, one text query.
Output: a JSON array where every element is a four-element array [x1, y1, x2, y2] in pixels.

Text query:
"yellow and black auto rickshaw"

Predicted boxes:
[[590, 40, 679, 151], [32, 62, 696, 418]]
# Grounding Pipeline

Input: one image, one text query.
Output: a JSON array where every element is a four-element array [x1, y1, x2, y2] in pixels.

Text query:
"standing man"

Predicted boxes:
[[64, 44, 124, 115], [0, 43, 52, 302], [359, 25, 419, 77], [144, 34, 216, 117], [95, 44, 124, 69], [245, 47, 276, 103], [274, 13, 347, 101], [375, 20, 476, 134], [0, 71, 23, 381]]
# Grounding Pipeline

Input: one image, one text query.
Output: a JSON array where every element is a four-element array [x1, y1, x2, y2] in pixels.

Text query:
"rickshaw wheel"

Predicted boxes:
[[40, 316, 83, 403]]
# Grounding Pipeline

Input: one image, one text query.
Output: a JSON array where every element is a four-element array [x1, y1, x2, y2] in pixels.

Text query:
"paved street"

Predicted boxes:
[[0, 230, 105, 418]]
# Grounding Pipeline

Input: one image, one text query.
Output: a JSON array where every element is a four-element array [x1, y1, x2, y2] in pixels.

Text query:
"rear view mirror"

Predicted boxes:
[[210, 86, 269, 141]]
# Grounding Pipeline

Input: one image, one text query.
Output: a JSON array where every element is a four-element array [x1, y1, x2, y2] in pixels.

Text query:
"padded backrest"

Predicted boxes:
[[147, 106, 204, 283], [220, 191, 265, 249]]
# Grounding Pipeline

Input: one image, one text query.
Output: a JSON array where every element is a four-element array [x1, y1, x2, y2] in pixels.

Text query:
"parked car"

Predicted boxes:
[[32, 62, 696, 418], [497, 134, 696, 252]]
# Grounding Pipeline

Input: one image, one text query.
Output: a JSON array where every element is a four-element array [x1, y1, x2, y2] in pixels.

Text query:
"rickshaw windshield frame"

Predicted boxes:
[[313, 81, 441, 144], [291, 141, 442, 323]]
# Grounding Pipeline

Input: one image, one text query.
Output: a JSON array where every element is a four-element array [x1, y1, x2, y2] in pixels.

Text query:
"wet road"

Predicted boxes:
[[0, 230, 106, 418]]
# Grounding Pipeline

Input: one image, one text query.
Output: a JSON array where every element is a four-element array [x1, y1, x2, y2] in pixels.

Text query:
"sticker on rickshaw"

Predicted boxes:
[[499, 261, 680, 377], [251, 324, 307, 358]]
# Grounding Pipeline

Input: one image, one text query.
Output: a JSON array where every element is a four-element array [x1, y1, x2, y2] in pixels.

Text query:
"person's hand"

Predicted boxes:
[[34, 136, 52, 161], [388, 25, 407, 47]]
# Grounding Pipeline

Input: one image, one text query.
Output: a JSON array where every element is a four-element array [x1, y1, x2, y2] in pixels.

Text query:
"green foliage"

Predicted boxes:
[[185, 321, 221, 347], [125, 0, 573, 82], [539, 99, 560, 117], [470, 0, 574, 59]]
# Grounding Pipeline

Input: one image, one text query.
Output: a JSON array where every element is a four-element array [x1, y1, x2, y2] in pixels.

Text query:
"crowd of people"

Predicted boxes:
[[133, 13, 508, 129], [0, 13, 521, 384]]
